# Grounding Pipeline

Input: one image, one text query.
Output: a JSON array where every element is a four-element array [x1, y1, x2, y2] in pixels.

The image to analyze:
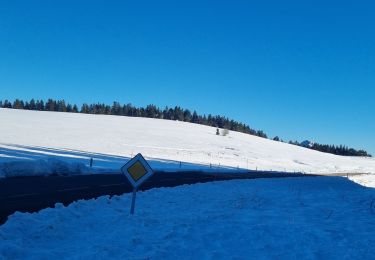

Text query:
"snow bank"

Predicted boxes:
[[1, 177, 375, 259], [349, 174, 375, 188], [0, 159, 89, 178]]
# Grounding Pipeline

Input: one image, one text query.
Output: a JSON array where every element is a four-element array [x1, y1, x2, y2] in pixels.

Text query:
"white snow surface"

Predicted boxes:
[[1, 108, 375, 178], [1, 177, 375, 259], [349, 174, 375, 188]]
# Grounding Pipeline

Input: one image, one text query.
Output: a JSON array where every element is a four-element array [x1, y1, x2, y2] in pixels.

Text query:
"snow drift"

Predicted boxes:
[[0, 159, 89, 178], [1, 177, 375, 259]]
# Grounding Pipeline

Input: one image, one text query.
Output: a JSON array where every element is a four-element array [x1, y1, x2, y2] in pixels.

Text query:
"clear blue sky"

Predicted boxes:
[[1, 1, 374, 154]]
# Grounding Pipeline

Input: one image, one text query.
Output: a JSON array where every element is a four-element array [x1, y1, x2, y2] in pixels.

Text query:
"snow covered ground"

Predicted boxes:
[[1, 177, 375, 259], [1, 108, 375, 179], [2, 109, 374, 258], [349, 174, 375, 188]]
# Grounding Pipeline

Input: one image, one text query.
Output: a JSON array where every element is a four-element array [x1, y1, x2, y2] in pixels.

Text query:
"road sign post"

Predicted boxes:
[[121, 153, 154, 215], [130, 188, 137, 215]]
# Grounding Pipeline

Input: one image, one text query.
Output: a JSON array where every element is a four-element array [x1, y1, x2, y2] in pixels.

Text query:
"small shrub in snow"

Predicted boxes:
[[221, 128, 229, 136]]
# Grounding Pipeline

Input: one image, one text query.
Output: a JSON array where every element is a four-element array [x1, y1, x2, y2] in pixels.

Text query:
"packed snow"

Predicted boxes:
[[0, 108, 375, 179], [1, 177, 375, 259]]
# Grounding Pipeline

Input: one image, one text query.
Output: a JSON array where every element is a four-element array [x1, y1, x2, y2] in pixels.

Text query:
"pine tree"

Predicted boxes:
[[29, 99, 36, 110], [72, 105, 79, 113], [57, 100, 67, 112], [183, 109, 192, 122], [191, 111, 199, 123], [81, 104, 90, 113], [111, 102, 121, 115], [13, 99, 24, 109]]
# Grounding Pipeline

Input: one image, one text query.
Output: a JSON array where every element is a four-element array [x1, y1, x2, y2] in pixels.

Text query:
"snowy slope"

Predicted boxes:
[[1, 177, 375, 259], [0, 108, 375, 177]]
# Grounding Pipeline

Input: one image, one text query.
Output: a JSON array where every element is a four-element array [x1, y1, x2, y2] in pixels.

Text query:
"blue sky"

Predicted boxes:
[[1, 1, 374, 154]]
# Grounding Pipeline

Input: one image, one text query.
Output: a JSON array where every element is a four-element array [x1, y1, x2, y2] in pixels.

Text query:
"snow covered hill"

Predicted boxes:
[[0, 108, 375, 178], [1, 177, 375, 259], [1, 109, 375, 258]]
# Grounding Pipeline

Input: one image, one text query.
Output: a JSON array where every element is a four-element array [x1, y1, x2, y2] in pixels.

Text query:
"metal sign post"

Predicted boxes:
[[130, 188, 137, 215], [121, 153, 154, 215]]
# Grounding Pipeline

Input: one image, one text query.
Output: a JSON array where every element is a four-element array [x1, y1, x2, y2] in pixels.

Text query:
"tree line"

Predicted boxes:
[[0, 98, 371, 157], [287, 140, 371, 157], [0, 98, 267, 138]]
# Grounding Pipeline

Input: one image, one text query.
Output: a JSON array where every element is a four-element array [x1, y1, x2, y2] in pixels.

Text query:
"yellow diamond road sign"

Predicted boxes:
[[121, 153, 153, 188]]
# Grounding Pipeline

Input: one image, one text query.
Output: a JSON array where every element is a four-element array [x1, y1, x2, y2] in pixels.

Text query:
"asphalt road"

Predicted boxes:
[[1, 170, 309, 225]]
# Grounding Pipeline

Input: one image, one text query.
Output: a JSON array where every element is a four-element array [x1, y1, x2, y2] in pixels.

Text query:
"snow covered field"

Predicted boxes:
[[1, 108, 375, 179], [1, 109, 374, 258], [1, 177, 375, 259], [349, 174, 375, 188]]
